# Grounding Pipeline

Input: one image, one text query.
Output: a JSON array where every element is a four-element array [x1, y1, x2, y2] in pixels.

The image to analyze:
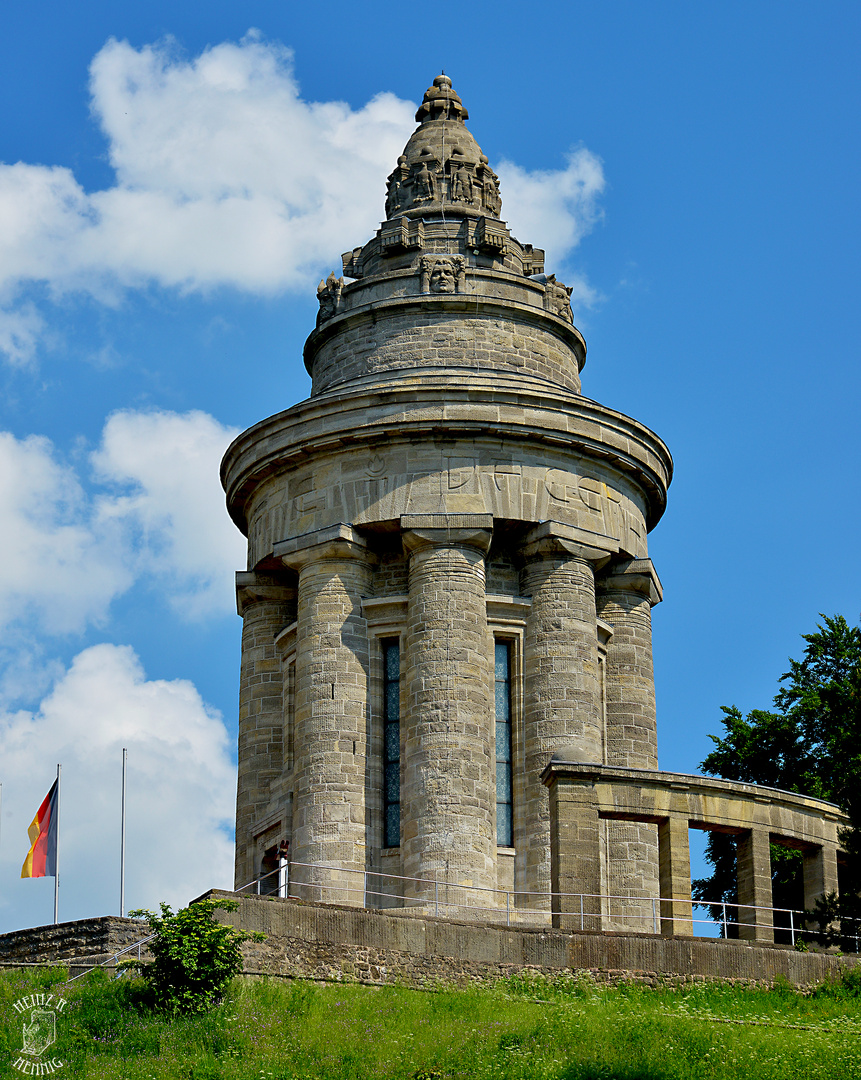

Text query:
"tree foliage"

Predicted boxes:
[[693, 614, 861, 942], [127, 898, 263, 1014]]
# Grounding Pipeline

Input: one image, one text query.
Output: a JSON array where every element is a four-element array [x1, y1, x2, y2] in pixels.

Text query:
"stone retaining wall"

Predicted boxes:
[[2, 898, 856, 991], [0, 917, 150, 966], [209, 891, 859, 990]]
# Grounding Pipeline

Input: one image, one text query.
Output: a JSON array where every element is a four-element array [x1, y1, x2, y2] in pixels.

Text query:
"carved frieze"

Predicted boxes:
[[246, 455, 649, 569]]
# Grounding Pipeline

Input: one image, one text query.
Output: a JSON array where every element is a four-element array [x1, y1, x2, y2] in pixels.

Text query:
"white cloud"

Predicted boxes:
[[497, 147, 606, 273], [0, 409, 245, 636], [0, 34, 606, 364], [0, 432, 132, 634], [0, 35, 415, 308], [0, 643, 235, 931], [92, 409, 246, 619]]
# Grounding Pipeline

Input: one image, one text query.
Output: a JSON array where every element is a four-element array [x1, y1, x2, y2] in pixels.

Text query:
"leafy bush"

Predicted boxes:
[[127, 898, 263, 1014]]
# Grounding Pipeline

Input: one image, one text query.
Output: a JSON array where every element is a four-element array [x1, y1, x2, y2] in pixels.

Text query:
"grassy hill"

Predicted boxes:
[[1, 964, 860, 1079]]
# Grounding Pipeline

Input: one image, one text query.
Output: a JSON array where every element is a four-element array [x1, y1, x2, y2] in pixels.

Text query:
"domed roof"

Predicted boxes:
[[384, 74, 502, 222]]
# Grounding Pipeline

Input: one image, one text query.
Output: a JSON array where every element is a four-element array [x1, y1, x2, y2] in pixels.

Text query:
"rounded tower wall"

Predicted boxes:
[[223, 73, 673, 922], [306, 272, 585, 397]]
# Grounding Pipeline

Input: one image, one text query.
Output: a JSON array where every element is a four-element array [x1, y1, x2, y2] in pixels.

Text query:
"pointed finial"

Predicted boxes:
[[416, 73, 466, 124]]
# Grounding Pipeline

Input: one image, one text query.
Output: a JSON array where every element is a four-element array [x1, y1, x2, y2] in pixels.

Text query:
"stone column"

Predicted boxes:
[[547, 771, 603, 931], [518, 523, 609, 908], [400, 514, 496, 911], [596, 559, 662, 930], [658, 817, 693, 936], [234, 572, 296, 889], [276, 525, 374, 905], [737, 828, 774, 942]]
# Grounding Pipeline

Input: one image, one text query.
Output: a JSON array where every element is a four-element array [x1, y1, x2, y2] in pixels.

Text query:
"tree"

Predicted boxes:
[[127, 898, 263, 1014], [693, 614, 861, 944]]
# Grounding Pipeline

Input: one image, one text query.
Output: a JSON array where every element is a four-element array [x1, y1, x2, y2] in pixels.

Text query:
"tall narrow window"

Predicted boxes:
[[383, 639, 400, 848], [495, 640, 513, 847]]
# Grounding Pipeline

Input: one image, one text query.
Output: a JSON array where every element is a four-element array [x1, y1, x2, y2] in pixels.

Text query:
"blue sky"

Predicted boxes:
[[1, 2, 859, 933]]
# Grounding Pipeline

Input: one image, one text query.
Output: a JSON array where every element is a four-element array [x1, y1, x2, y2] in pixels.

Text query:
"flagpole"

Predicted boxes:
[[120, 748, 127, 917], [54, 764, 61, 925]]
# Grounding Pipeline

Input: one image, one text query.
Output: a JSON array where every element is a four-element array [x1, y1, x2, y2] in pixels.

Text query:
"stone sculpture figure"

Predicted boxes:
[[385, 155, 410, 219], [451, 163, 474, 205], [316, 272, 345, 325], [420, 254, 465, 294], [477, 155, 502, 216], [544, 275, 574, 323], [413, 160, 436, 202]]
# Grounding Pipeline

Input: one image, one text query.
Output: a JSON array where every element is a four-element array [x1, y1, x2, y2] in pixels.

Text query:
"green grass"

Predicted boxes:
[[1, 965, 860, 1079]]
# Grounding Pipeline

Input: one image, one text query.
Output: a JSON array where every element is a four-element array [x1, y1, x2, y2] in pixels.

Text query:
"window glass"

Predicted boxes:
[[495, 640, 513, 847], [383, 639, 401, 848]]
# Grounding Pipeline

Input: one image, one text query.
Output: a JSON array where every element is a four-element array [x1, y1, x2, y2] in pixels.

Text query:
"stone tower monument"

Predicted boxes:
[[222, 75, 672, 923]]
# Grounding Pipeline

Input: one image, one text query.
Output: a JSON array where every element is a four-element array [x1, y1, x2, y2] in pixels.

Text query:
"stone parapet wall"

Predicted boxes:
[[207, 892, 858, 991]]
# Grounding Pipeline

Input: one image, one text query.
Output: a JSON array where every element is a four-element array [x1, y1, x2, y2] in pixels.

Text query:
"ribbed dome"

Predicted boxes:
[[384, 74, 502, 221]]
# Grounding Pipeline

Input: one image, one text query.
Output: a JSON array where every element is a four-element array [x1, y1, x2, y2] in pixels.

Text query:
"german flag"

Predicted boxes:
[[21, 780, 59, 878]]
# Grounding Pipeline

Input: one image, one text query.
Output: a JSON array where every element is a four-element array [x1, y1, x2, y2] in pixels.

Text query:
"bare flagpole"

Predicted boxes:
[[54, 764, 61, 925], [120, 748, 127, 917]]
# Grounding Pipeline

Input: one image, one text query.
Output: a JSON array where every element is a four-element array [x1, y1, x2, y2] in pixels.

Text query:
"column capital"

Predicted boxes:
[[520, 520, 619, 566], [235, 571, 295, 617], [401, 513, 493, 558], [597, 558, 663, 605], [274, 523, 375, 571]]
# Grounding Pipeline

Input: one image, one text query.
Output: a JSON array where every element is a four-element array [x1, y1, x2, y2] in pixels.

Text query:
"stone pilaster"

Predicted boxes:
[[518, 522, 611, 907], [596, 558, 663, 930], [234, 572, 296, 889], [276, 525, 374, 905], [400, 514, 496, 909]]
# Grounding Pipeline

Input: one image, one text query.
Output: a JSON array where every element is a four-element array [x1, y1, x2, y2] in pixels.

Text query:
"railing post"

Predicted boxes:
[[721, 901, 727, 939], [434, 879, 439, 918], [363, 870, 368, 909], [790, 909, 796, 946], [506, 891, 510, 926], [652, 897, 658, 935], [580, 894, 584, 931]]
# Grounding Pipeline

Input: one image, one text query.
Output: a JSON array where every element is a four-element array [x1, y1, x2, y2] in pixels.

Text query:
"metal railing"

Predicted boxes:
[[236, 859, 860, 950], [64, 933, 155, 983]]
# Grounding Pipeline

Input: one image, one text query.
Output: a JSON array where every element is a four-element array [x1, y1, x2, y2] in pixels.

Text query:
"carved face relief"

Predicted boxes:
[[429, 259, 457, 293]]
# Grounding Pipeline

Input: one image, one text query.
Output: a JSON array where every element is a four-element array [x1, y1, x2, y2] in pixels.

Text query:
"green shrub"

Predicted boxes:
[[127, 898, 262, 1014]]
